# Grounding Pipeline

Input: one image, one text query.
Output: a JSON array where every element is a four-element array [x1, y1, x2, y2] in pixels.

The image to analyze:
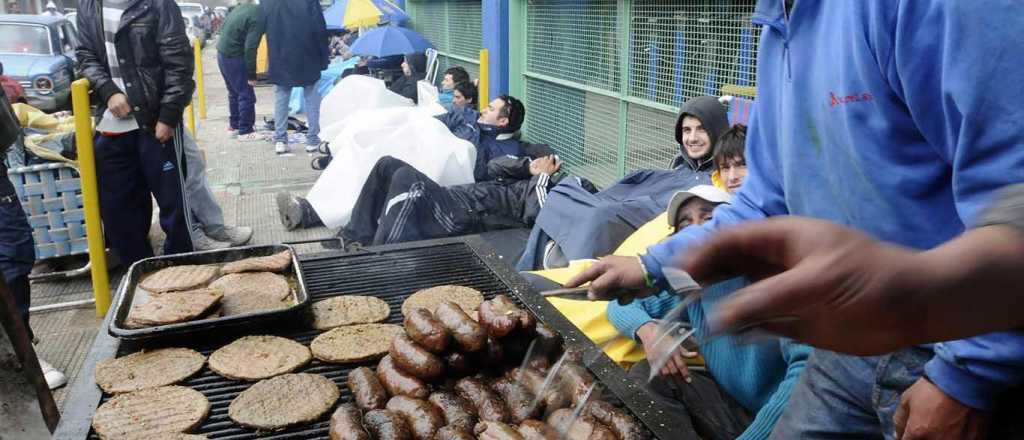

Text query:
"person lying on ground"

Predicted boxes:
[[516, 96, 729, 271], [452, 80, 477, 110], [683, 184, 1024, 356], [566, 2, 1024, 439], [329, 154, 592, 247], [439, 66, 470, 110], [388, 53, 427, 104], [276, 94, 527, 230]]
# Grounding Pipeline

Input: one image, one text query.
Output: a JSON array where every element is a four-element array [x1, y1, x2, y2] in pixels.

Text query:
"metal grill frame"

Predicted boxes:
[[54, 236, 689, 440], [512, 0, 759, 187]]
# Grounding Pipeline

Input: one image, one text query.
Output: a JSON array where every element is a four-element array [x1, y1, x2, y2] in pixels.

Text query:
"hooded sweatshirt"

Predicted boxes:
[[642, 0, 1024, 412], [669, 95, 729, 172], [389, 52, 427, 104]]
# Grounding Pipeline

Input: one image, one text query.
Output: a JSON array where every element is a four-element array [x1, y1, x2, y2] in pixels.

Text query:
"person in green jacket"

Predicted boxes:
[[216, 0, 263, 141]]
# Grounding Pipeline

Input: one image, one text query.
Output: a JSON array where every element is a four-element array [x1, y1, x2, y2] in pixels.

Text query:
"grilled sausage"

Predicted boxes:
[[377, 355, 429, 399], [385, 395, 445, 440], [329, 404, 370, 440], [475, 421, 526, 440], [547, 408, 617, 440], [454, 377, 509, 423], [390, 334, 444, 380], [478, 295, 535, 338], [429, 391, 478, 432], [435, 301, 486, 352], [491, 377, 540, 423], [469, 336, 505, 368], [348, 367, 388, 411], [561, 361, 596, 405], [517, 420, 562, 440], [444, 351, 475, 376], [363, 409, 412, 440], [534, 322, 562, 353], [508, 367, 568, 411], [586, 400, 649, 440], [404, 308, 449, 353], [435, 425, 476, 440]]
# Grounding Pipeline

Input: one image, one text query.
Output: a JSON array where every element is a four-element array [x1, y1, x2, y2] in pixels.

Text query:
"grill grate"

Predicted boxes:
[[86, 239, 680, 439]]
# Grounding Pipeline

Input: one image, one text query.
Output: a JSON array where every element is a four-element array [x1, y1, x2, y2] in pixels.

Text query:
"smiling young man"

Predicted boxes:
[[516, 95, 728, 270]]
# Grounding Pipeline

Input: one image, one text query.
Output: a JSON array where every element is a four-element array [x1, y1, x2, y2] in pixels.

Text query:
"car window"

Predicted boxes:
[[60, 23, 78, 53], [0, 24, 52, 56]]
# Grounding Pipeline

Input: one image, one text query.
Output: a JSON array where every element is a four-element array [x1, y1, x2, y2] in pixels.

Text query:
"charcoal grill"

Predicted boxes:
[[54, 236, 688, 439]]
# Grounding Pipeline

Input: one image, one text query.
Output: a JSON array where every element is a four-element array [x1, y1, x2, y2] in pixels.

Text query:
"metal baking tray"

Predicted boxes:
[[108, 244, 309, 340]]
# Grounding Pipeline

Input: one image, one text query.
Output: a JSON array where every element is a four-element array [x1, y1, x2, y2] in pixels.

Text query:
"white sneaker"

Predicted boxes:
[[304, 143, 318, 153], [193, 229, 231, 251], [237, 132, 262, 142], [38, 357, 67, 390], [227, 128, 238, 139], [207, 225, 253, 246], [275, 141, 289, 154]]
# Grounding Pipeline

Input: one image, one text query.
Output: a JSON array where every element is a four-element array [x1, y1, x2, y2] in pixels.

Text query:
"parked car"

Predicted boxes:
[[0, 14, 78, 112]]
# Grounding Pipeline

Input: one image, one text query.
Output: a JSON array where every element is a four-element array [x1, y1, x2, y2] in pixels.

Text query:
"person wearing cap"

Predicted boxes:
[[602, 185, 811, 440], [515, 96, 729, 271]]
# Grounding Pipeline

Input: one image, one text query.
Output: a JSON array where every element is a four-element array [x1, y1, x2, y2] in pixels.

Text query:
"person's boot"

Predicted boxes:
[[192, 229, 231, 251], [206, 225, 253, 246], [37, 357, 67, 390]]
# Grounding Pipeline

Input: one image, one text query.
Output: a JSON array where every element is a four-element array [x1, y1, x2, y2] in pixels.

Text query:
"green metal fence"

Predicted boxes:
[[407, 0, 482, 82], [512, 0, 759, 187]]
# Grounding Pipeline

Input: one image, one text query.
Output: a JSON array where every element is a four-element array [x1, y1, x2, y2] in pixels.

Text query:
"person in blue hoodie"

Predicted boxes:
[[567, 1, 1024, 438]]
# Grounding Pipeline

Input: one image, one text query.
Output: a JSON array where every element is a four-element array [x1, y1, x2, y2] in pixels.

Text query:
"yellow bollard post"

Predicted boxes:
[[194, 39, 207, 119], [478, 49, 489, 112], [185, 101, 196, 137], [70, 79, 111, 317]]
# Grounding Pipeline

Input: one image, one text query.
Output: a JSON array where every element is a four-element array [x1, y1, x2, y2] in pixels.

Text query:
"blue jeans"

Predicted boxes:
[[273, 84, 321, 145], [768, 348, 928, 439], [772, 347, 1024, 439], [217, 53, 256, 134]]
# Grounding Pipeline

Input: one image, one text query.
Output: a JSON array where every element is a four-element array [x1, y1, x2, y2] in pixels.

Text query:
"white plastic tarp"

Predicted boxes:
[[306, 106, 477, 228], [319, 75, 415, 142]]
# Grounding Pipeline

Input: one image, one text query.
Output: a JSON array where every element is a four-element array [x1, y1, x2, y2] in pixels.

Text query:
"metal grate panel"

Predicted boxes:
[[629, 0, 760, 107], [447, 1, 482, 60], [408, 0, 482, 85], [517, 1, 758, 185], [624, 104, 680, 172], [524, 77, 620, 188], [525, 0, 620, 91]]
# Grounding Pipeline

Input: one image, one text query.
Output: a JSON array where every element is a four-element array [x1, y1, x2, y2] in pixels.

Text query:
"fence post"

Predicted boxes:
[[194, 39, 207, 119], [185, 102, 196, 137], [478, 49, 489, 111], [70, 79, 111, 317]]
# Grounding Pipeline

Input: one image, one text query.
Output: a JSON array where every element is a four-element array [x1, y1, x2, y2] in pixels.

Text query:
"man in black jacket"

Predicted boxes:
[[335, 154, 593, 247], [261, 0, 329, 154], [0, 68, 66, 389], [388, 53, 427, 104], [76, 0, 195, 265]]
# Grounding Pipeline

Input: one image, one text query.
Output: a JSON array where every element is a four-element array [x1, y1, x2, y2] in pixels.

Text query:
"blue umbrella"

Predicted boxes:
[[323, 0, 410, 30], [349, 26, 434, 57]]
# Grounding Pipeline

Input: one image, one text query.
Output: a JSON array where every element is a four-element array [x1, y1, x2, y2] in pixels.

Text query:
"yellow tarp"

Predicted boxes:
[[539, 213, 706, 367]]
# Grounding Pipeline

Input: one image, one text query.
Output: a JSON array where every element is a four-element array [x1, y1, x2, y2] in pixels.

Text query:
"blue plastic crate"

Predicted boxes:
[[7, 163, 89, 260]]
